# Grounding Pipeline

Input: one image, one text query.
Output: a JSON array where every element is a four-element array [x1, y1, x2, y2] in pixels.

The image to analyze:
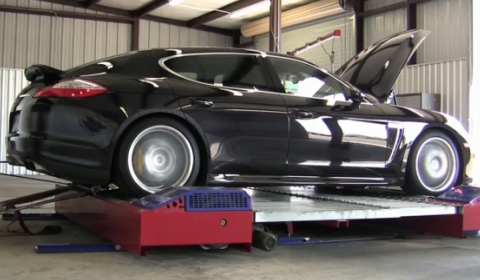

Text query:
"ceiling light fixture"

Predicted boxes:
[[230, 0, 271, 19], [168, 0, 185, 6]]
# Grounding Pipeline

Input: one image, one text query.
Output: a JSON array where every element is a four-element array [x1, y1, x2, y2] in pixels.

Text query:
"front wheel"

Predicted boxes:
[[402, 130, 460, 196], [113, 116, 201, 198]]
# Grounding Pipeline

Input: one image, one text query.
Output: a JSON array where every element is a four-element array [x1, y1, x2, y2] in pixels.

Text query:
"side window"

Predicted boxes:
[[163, 54, 273, 91], [266, 57, 352, 101]]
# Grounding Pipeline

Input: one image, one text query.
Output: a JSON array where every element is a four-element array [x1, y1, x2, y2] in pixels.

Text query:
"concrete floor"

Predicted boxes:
[[2, 175, 480, 280]]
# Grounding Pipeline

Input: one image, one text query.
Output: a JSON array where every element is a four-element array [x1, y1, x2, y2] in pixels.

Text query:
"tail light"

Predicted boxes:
[[34, 79, 109, 98]]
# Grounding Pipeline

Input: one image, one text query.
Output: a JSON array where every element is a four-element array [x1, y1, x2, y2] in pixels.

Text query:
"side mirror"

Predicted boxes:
[[350, 99, 361, 110], [349, 91, 363, 109]]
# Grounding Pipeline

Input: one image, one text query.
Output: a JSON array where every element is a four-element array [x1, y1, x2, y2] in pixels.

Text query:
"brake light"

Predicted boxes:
[[34, 79, 109, 98]]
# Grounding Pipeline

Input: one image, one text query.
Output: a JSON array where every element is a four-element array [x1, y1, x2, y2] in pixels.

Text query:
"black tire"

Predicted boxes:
[[113, 116, 201, 198], [402, 130, 460, 196]]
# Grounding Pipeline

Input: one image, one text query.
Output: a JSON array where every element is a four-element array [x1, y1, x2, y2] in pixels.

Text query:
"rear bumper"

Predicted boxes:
[[5, 94, 119, 186], [7, 137, 111, 185]]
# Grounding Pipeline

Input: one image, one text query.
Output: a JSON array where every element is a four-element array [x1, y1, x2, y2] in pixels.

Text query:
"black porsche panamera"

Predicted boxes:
[[5, 29, 474, 198]]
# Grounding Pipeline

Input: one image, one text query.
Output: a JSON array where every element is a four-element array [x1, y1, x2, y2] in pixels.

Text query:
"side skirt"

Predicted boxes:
[[208, 174, 399, 186]]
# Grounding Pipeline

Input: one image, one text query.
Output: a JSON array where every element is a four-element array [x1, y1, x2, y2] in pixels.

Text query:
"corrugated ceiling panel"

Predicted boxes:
[[363, 8, 407, 47], [417, 0, 470, 63], [0, 68, 41, 175], [395, 58, 469, 129], [138, 20, 233, 49], [254, 12, 356, 71]]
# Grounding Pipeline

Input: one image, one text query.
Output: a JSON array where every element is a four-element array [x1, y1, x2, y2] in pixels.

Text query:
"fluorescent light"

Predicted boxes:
[[230, 0, 271, 19], [169, 0, 185, 6]]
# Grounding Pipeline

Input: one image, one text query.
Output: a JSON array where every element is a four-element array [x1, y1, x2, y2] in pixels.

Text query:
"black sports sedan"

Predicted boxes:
[[6, 29, 474, 198]]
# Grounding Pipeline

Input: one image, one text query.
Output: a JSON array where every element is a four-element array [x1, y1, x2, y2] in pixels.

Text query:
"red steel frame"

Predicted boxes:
[[281, 198, 480, 239], [381, 200, 480, 238], [53, 185, 480, 256], [54, 186, 253, 256]]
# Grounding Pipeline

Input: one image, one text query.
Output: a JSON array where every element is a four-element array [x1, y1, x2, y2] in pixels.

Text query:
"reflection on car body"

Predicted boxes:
[[5, 29, 473, 198]]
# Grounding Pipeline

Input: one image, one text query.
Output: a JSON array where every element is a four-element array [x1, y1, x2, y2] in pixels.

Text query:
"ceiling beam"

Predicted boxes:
[[39, 0, 131, 16], [37, 0, 235, 36], [356, 0, 433, 18], [84, 0, 102, 8], [132, 0, 169, 18], [0, 5, 133, 24], [142, 15, 234, 35], [187, 0, 264, 27]]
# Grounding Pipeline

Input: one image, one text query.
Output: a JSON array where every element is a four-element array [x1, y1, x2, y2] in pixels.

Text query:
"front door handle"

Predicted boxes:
[[290, 109, 315, 119], [190, 98, 214, 108]]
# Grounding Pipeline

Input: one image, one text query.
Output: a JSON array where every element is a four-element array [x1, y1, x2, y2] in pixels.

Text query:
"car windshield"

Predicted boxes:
[[276, 56, 378, 103], [330, 61, 380, 104], [297, 58, 374, 100]]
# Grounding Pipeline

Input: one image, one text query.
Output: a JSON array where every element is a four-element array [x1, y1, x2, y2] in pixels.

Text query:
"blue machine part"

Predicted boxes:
[[436, 185, 480, 204], [131, 187, 191, 210], [184, 189, 252, 212], [131, 187, 252, 211]]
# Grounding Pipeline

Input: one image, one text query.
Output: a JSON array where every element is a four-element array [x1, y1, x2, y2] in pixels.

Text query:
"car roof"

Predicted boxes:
[[139, 46, 313, 64]]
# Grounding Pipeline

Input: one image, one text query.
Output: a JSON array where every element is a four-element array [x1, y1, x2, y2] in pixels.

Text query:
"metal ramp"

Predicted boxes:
[[249, 187, 459, 223]]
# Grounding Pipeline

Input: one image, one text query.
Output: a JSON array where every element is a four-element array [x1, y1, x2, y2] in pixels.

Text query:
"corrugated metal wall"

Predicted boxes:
[[362, 0, 470, 64], [416, 0, 471, 63], [138, 20, 233, 49], [254, 12, 356, 70], [0, 0, 234, 70], [0, 14, 132, 70], [0, 68, 40, 175], [394, 58, 469, 129], [363, 0, 407, 47]]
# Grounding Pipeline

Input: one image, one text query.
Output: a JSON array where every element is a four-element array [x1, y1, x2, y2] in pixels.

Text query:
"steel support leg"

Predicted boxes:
[[269, 0, 281, 52]]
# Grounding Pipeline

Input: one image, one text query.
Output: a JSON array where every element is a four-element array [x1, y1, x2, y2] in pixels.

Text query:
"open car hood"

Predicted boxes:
[[335, 29, 431, 103]]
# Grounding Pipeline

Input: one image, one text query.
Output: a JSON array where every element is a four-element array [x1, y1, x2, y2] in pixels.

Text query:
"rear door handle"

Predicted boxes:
[[190, 98, 214, 108], [290, 109, 315, 119]]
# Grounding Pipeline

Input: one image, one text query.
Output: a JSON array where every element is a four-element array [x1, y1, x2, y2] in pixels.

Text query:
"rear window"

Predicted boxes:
[[64, 50, 173, 78]]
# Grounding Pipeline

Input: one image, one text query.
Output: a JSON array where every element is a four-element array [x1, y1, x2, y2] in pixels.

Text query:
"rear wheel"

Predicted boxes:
[[402, 130, 460, 196], [113, 116, 201, 198]]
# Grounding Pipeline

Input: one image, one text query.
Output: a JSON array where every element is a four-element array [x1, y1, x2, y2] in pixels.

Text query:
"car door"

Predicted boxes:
[[263, 55, 389, 180], [160, 52, 289, 181]]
